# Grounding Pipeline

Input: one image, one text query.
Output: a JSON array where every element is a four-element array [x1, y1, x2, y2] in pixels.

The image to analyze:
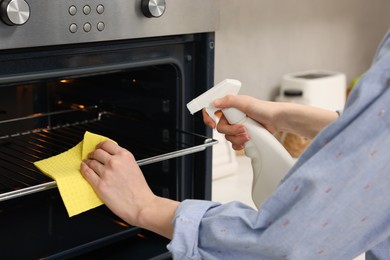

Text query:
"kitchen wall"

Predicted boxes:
[[214, 0, 390, 100]]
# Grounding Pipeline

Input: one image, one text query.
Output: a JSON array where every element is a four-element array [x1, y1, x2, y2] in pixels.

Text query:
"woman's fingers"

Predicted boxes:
[[95, 140, 119, 155], [216, 117, 247, 136], [82, 140, 120, 180], [88, 140, 121, 166], [88, 147, 111, 165], [80, 160, 102, 187], [202, 108, 216, 128]]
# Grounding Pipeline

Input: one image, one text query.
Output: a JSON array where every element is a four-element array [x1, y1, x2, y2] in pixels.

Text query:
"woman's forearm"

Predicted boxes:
[[137, 196, 179, 239], [275, 102, 339, 139]]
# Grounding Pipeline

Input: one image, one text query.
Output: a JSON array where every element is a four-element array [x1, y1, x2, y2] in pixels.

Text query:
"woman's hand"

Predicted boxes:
[[80, 141, 179, 239], [202, 95, 281, 150], [202, 94, 339, 149], [202, 104, 249, 150]]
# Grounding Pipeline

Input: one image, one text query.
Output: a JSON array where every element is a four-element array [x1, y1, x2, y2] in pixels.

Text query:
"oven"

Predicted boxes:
[[0, 0, 218, 258]]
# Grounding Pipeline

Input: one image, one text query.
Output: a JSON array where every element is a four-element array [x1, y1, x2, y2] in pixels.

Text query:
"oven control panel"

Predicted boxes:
[[0, 0, 218, 50], [66, 3, 107, 34]]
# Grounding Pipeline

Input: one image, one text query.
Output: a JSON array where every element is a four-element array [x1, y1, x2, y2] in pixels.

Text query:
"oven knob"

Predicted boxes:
[[141, 0, 166, 18], [0, 0, 30, 26]]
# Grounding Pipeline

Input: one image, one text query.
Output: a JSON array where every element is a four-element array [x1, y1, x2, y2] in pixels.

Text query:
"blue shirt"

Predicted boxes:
[[167, 29, 390, 260]]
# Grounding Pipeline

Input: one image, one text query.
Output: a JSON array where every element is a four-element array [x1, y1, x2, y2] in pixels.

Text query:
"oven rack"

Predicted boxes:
[[0, 109, 217, 201]]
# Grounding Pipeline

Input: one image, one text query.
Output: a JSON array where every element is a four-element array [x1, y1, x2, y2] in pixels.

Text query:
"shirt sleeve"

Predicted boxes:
[[167, 30, 390, 260], [168, 82, 390, 259], [167, 200, 221, 259]]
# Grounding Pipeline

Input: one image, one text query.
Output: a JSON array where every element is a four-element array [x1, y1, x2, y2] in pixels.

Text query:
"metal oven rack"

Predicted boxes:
[[0, 107, 217, 202]]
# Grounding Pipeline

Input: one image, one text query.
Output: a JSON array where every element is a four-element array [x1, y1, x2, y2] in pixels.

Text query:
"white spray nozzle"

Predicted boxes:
[[187, 79, 242, 122]]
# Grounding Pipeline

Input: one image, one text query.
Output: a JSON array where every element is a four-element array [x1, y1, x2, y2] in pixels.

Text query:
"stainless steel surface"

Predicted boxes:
[[0, 106, 97, 130], [137, 138, 216, 166], [0, 0, 218, 50], [0, 181, 57, 201], [0, 0, 30, 25], [141, 0, 166, 18]]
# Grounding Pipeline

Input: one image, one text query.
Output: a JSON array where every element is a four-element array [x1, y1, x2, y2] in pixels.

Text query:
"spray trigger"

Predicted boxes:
[[187, 79, 242, 124], [205, 106, 219, 124]]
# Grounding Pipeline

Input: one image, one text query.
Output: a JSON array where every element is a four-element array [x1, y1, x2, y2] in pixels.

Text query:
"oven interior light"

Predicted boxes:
[[137, 233, 147, 239], [31, 112, 44, 117], [59, 79, 73, 84], [57, 100, 85, 110], [70, 104, 85, 109], [113, 219, 130, 228]]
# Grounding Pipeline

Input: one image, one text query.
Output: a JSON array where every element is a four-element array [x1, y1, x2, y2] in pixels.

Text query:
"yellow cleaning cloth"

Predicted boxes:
[[34, 131, 112, 217]]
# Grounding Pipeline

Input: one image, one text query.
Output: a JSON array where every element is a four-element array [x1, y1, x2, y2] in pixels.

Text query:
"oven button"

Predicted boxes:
[[96, 4, 104, 14], [83, 5, 91, 15], [0, 0, 30, 26], [97, 21, 105, 31], [141, 0, 166, 18], [68, 5, 77, 16], [69, 23, 78, 33], [83, 22, 91, 32]]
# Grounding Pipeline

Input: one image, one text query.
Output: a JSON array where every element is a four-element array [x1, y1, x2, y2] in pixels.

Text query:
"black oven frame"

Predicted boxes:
[[0, 32, 215, 259]]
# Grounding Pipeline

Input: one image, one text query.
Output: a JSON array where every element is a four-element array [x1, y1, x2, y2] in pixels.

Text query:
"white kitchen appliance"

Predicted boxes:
[[278, 70, 347, 111]]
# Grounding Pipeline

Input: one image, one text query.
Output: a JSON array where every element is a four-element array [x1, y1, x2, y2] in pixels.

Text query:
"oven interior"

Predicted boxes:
[[0, 62, 216, 258]]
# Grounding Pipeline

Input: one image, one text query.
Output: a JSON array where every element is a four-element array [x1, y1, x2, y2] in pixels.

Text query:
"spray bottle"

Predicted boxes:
[[187, 79, 295, 208]]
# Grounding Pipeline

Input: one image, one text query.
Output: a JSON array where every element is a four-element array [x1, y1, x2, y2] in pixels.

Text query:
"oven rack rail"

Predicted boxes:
[[0, 109, 217, 202]]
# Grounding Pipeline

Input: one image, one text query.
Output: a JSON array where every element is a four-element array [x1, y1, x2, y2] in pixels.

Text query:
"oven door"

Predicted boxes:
[[0, 33, 216, 259]]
